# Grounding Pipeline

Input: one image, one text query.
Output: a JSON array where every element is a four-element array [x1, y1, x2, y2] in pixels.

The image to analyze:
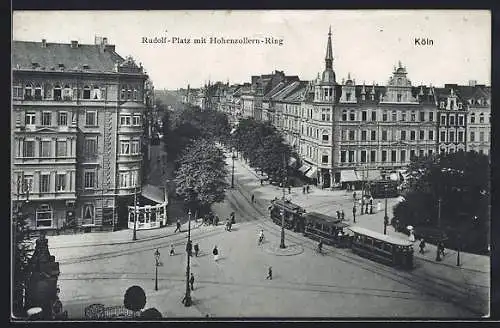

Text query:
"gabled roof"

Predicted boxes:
[[13, 40, 125, 73], [263, 81, 290, 100], [282, 81, 309, 102]]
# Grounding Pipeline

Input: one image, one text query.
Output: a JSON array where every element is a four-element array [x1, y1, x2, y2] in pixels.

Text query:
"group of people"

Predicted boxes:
[[225, 212, 236, 231], [302, 185, 311, 194], [203, 213, 220, 226]]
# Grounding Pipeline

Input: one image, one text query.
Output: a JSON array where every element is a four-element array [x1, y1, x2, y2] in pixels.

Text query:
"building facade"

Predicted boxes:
[[12, 37, 156, 232]]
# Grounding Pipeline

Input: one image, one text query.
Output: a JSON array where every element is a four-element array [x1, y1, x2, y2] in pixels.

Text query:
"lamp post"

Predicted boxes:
[[154, 248, 160, 291], [183, 210, 192, 307], [383, 182, 388, 235], [280, 153, 286, 249], [133, 186, 138, 241], [231, 148, 235, 188], [456, 234, 461, 267]]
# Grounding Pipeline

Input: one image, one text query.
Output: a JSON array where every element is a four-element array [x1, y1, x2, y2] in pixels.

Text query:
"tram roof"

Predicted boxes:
[[271, 199, 305, 212], [348, 226, 414, 246], [304, 212, 349, 229]]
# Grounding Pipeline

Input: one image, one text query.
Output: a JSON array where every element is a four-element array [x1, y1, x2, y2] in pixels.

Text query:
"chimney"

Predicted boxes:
[[102, 37, 108, 45], [70, 40, 78, 48], [469, 80, 477, 87], [41, 39, 47, 48]]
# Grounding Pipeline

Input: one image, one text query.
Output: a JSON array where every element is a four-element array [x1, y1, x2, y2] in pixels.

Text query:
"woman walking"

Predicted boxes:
[[212, 245, 219, 262]]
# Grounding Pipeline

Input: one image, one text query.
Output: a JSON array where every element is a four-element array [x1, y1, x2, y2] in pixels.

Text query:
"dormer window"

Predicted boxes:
[[127, 86, 132, 100], [34, 84, 42, 100], [53, 84, 62, 100], [24, 84, 33, 100], [458, 103, 462, 109], [58, 63, 65, 69], [440, 101, 445, 109], [83, 85, 91, 99], [479, 113, 484, 123], [31, 62, 39, 69], [121, 87, 126, 100]]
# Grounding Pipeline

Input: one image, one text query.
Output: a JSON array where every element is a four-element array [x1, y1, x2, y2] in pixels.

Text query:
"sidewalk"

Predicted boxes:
[[226, 150, 489, 274]]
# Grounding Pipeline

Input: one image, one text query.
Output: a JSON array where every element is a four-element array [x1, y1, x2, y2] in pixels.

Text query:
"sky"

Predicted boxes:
[[13, 10, 491, 90]]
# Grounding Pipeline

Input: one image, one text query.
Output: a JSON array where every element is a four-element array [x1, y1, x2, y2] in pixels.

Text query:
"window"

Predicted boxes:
[[419, 111, 425, 122], [83, 204, 94, 225], [370, 150, 376, 163], [53, 85, 62, 100], [382, 111, 387, 122], [13, 85, 23, 99], [479, 132, 485, 142], [449, 115, 455, 125], [346, 92, 351, 101], [84, 170, 96, 189], [401, 112, 406, 121], [381, 150, 387, 162], [120, 140, 130, 155], [470, 132, 475, 142], [429, 112, 434, 122], [429, 149, 433, 156], [83, 86, 91, 99], [58, 112, 68, 126], [440, 101, 445, 109], [382, 130, 387, 141], [321, 108, 330, 121], [120, 115, 131, 126], [340, 151, 346, 163], [40, 174, 50, 192], [449, 131, 455, 142], [34, 84, 43, 100], [84, 138, 97, 156], [349, 130, 355, 141], [121, 87, 126, 100], [479, 114, 484, 123], [360, 150, 367, 163], [391, 111, 397, 121], [440, 131, 446, 142], [24, 84, 33, 100], [131, 140, 140, 154], [133, 89, 138, 101], [341, 130, 346, 141], [428, 130, 434, 140], [400, 150, 406, 162], [440, 114, 446, 125], [349, 111, 355, 121], [56, 173, 66, 191], [410, 131, 416, 141], [22, 175, 33, 193], [362, 111, 367, 121], [458, 115, 464, 126], [56, 140, 67, 157], [342, 110, 347, 121], [397, 94, 402, 102], [133, 115, 141, 126], [470, 113, 475, 123], [40, 140, 51, 157], [23, 140, 35, 157], [92, 86, 101, 100], [127, 86, 132, 100], [63, 85, 72, 100], [371, 111, 377, 121], [458, 103, 462, 109], [42, 112, 52, 126], [371, 130, 376, 141], [458, 131, 464, 142], [322, 155, 329, 164], [25, 112, 36, 125], [419, 149, 425, 157], [411, 111, 416, 122], [85, 111, 97, 126], [419, 130, 425, 140], [361, 130, 367, 141], [410, 150, 416, 160], [36, 205, 53, 228], [348, 151, 354, 163], [401, 130, 406, 141], [120, 172, 130, 188], [322, 134, 329, 142], [391, 150, 397, 162]]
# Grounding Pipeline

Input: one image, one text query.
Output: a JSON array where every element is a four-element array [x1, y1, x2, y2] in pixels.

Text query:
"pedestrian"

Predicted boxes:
[[369, 196, 373, 206], [174, 219, 181, 233], [213, 246, 219, 262], [230, 212, 235, 224], [336, 211, 340, 221], [408, 230, 415, 242], [266, 266, 273, 280], [190, 273, 195, 291], [419, 239, 426, 254], [186, 240, 193, 257], [302, 186, 305, 194], [260, 179, 263, 185], [251, 194, 255, 203], [228, 221, 232, 232], [369, 204, 373, 214], [306, 185, 310, 193], [353, 191, 357, 200], [194, 243, 199, 257], [288, 186, 291, 194], [214, 215, 219, 226], [341, 210, 345, 221], [438, 240, 446, 257], [170, 244, 175, 256]]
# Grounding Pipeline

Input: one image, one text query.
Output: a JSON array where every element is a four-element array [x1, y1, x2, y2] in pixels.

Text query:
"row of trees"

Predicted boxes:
[[230, 118, 292, 183], [394, 151, 490, 253]]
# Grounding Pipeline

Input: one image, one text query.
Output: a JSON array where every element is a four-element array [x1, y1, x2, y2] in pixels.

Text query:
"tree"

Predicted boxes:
[[13, 209, 34, 317], [123, 286, 146, 312], [175, 139, 229, 214], [140, 307, 163, 319]]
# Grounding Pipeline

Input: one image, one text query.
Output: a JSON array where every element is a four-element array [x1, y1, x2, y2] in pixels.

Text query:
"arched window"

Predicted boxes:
[[397, 78, 402, 85], [121, 87, 126, 100], [92, 86, 101, 100], [470, 113, 475, 123], [391, 110, 397, 121], [133, 88, 138, 101], [34, 84, 43, 100], [479, 113, 485, 123], [63, 85, 72, 100], [53, 84, 62, 100], [127, 86, 132, 100], [83, 86, 91, 99], [24, 83, 33, 99], [322, 130, 329, 142], [349, 110, 355, 121]]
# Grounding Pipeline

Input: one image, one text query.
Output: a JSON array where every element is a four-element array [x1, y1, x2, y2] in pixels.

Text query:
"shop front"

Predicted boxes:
[[128, 184, 168, 230]]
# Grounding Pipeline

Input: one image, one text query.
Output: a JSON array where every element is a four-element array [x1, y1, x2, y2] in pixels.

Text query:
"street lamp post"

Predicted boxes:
[[383, 182, 389, 235], [183, 210, 192, 307], [154, 248, 160, 291], [456, 234, 461, 267], [231, 148, 235, 188], [133, 186, 138, 241], [280, 153, 286, 249]]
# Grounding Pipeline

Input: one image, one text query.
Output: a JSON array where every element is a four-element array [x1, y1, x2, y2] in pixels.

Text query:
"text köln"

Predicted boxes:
[[414, 37, 434, 46]]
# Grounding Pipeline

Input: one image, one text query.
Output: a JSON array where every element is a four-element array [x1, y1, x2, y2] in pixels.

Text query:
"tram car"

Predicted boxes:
[[268, 199, 306, 232], [349, 226, 414, 269], [303, 212, 351, 248]]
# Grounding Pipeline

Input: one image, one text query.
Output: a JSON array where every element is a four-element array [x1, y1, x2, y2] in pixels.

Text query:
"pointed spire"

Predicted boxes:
[[347, 72, 351, 80], [370, 82, 376, 94], [398, 60, 402, 68], [325, 26, 333, 69], [361, 82, 366, 94]]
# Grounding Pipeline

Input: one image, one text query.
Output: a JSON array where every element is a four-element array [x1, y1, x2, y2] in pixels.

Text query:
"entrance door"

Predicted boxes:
[[323, 171, 331, 188]]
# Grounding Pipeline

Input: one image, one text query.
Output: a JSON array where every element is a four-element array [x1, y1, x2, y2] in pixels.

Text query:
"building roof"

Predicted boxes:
[[283, 81, 308, 102], [12, 40, 126, 73]]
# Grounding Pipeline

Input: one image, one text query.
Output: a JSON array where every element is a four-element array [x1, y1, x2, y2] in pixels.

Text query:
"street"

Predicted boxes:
[[46, 144, 490, 319]]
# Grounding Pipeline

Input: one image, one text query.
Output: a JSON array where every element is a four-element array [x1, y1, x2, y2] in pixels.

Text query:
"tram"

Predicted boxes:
[[303, 212, 350, 248], [349, 226, 414, 269], [269, 199, 306, 232]]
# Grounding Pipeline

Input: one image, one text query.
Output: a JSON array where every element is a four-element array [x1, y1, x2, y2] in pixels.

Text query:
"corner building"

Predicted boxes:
[[12, 37, 151, 232]]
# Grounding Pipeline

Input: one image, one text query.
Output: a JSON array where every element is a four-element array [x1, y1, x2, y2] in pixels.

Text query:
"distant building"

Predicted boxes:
[[12, 37, 157, 232]]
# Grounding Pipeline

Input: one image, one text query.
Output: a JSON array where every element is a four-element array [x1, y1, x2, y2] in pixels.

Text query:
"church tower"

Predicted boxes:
[[314, 26, 336, 103]]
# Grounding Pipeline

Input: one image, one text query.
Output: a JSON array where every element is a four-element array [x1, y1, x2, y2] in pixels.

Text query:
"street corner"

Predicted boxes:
[[263, 242, 304, 256]]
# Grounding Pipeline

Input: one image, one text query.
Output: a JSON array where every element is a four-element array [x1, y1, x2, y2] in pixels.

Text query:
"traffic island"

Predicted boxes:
[[264, 243, 304, 256]]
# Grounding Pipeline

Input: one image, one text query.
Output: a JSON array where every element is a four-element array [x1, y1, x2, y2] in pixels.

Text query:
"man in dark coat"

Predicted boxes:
[[266, 266, 273, 280], [190, 273, 195, 291], [174, 219, 181, 233], [194, 243, 199, 257]]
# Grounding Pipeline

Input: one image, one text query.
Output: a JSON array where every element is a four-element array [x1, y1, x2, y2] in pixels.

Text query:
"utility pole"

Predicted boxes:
[[231, 147, 235, 188], [383, 183, 388, 235], [280, 152, 286, 249], [183, 210, 192, 306], [133, 186, 138, 241]]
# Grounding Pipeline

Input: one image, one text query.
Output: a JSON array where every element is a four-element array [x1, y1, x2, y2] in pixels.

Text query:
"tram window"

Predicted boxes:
[[373, 240, 383, 249], [315, 223, 322, 230]]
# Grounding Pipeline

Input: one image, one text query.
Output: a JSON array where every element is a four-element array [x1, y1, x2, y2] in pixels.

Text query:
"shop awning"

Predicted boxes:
[[288, 157, 297, 167], [305, 166, 318, 179], [356, 169, 381, 181], [298, 164, 311, 173], [340, 170, 359, 182], [141, 184, 167, 204]]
